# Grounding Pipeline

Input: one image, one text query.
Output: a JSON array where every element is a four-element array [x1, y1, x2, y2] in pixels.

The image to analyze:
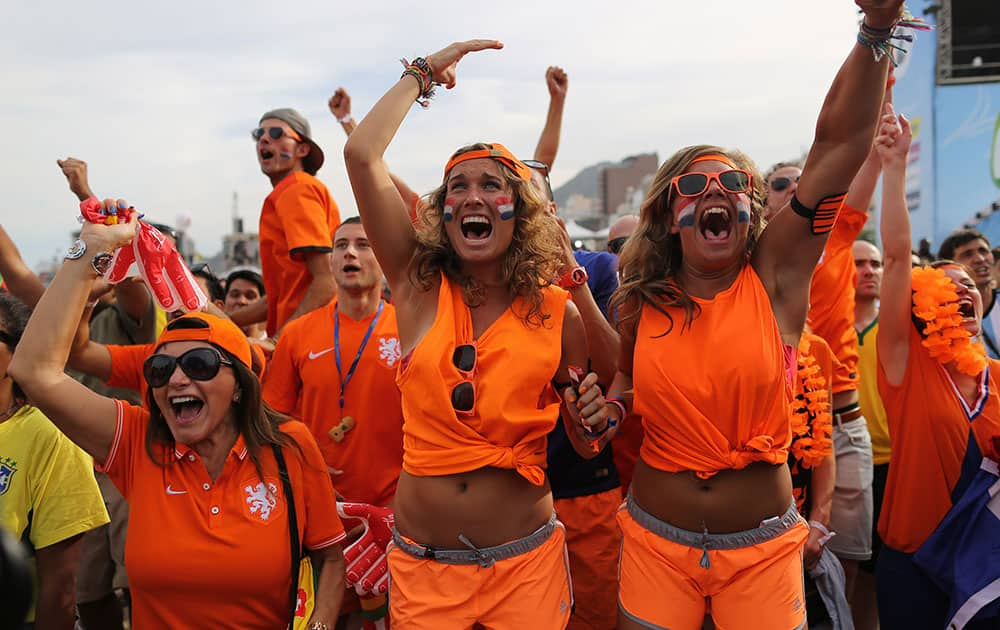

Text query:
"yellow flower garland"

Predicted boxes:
[[789, 336, 834, 470], [911, 266, 987, 376]]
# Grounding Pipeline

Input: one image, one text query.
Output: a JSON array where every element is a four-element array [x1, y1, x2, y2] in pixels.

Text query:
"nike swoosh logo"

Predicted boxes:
[[165, 485, 187, 495], [308, 347, 335, 360]]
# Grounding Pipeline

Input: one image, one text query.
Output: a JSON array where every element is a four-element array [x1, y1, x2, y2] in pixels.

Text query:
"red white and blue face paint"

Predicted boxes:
[[676, 197, 698, 229], [443, 198, 456, 223], [496, 196, 515, 221], [735, 194, 751, 224]]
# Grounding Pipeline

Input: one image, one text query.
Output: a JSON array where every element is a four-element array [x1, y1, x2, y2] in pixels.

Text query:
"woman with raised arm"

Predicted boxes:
[[604, 3, 911, 628], [874, 105, 1000, 628], [8, 205, 347, 630], [344, 40, 606, 629]]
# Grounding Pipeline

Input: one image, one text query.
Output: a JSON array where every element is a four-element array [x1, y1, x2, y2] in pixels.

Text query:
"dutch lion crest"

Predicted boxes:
[[244, 481, 279, 522]]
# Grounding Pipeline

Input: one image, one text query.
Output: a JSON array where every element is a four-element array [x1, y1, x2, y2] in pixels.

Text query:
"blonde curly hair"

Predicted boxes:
[[410, 143, 566, 327], [610, 144, 767, 336]]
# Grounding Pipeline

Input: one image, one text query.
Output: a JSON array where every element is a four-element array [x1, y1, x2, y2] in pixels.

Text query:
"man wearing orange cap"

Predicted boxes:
[[231, 108, 340, 340]]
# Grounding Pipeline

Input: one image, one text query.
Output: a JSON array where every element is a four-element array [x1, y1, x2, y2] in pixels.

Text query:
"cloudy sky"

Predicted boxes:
[[2, 1, 867, 269]]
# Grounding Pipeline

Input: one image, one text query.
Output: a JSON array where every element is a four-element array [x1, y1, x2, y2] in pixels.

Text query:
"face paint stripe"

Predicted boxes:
[[496, 196, 515, 221], [677, 198, 697, 228], [443, 198, 456, 223], [736, 193, 751, 224]]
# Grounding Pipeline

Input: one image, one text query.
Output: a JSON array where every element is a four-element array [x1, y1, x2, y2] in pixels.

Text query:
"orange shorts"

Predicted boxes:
[[388, 514, 573, 629], [618, 496, 808, 630], [555, 487, 622, 630]]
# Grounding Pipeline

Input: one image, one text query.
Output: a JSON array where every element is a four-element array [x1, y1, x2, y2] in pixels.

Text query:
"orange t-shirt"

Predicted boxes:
[[263, 299, 404, 507], [877, 328, 1000, 552], [97, 401, 345, 629], [634, 265, 794, 477], [106, 343, 154, 402], [259, 172, 341, 336], [807, 205, 868, 394], [397, 275, 568, 486]]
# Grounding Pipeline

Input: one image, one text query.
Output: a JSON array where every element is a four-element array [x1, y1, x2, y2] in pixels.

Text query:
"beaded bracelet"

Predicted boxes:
[[399, 57, 436, 108], [856, 9, 931, 67]]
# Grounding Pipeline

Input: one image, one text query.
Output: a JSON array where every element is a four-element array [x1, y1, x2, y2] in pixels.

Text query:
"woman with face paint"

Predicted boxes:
[[604, 2, 909, 628], [874, 105, 1000, 629], [344, 40, 605, 629]]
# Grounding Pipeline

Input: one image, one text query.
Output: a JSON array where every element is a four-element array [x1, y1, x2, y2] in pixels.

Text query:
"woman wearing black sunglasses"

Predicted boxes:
[[9, 205, 347, 629], [344, 40, 606, 628], [604, 1, 907, 628]]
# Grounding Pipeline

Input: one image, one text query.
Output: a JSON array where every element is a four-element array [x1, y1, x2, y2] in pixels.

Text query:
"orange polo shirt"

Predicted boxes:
[[807, 205, 868, 394], [263, 299, 404, 507], [877, 328, 1000, 552], [97, 401, 346, 629], [634, 265, 794, 477], [397, 274, 568, 486], [259, 172, 341, 336]]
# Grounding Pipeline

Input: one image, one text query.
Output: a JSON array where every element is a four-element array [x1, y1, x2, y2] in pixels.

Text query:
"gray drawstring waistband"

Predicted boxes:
[[626, 495, 801, 571], [392, 514, 558, 568]]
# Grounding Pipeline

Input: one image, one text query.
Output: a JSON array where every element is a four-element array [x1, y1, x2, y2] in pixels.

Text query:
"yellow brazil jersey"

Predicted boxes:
[[857, 319, 891, 465], [0, 405, 109, 622]]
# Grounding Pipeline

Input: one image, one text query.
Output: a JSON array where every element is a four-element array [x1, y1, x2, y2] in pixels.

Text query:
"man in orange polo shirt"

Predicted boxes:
[[230, 108, 339, 339], [263, 216, 403, 508]]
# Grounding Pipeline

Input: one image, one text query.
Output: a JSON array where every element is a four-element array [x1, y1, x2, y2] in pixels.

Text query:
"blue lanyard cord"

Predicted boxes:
[[334, 300, 384, 412]]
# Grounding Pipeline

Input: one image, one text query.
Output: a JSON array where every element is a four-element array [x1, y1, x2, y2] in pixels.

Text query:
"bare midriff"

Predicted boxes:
[[832, 389, 860, 412], [394, 467, 554, 549], [631, 458, 793, 533]]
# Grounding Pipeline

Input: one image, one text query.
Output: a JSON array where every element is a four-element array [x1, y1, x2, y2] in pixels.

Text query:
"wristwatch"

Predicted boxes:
[[91, 251, 115, 276], [65, 238, 87, 261], [557, 265, 588, 289]]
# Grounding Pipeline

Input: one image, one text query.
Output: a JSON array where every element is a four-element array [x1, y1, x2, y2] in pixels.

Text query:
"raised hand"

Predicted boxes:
[[78, 199, 139, 252], [855, 0, 905, 29], [425, 39, 504, 90], [336, 502, 394, 597], [874, 104, 911, 169], [546, 66, 568, 101], [328, 87, 351, 120], [57, 157, 95, 202]]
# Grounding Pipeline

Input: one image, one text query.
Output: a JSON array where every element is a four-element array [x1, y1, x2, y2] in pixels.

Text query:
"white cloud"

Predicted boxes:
[[1, 0, 863, 269]]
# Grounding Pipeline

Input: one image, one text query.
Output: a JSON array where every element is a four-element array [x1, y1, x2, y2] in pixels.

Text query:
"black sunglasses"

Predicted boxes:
[[770, 175, 800, 192], [251, 126, 301, 142], [190, 262, 217, 281], [607, 237, 628, 255], [522, 159, 554, 201], [451, 344, 477, 413], [143, 347, 233, 388]]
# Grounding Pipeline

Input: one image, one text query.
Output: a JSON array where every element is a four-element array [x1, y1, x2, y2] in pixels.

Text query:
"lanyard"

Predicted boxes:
[[334, 300, 384, 412]]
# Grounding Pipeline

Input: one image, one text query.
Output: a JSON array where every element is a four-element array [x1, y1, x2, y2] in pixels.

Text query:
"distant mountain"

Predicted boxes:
[[553, 161, 614, 208]]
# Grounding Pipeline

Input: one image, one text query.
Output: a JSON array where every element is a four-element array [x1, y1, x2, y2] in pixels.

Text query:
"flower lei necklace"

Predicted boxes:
[[911, 266, 987, 376], [789, 336, 833, 470]]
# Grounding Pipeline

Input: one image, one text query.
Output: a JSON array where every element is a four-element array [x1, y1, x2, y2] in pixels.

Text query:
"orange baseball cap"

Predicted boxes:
[[154, 312, 252, 369], [444, 143, 533, 183]]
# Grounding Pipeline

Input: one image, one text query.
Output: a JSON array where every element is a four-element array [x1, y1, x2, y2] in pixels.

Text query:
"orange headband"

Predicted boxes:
[[443, 143, 533, 183], [689, 153, 738, 169]]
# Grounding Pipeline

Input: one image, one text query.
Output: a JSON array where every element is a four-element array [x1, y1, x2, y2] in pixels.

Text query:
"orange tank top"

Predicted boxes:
[[634, 265, 794, 478], [397, 274, 568, 485], [877, 328, 1000, 552]]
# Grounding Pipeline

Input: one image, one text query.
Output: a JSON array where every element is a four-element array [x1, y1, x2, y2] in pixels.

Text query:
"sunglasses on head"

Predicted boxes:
[[770, 175, 800, 192], [607, 237, 628, 255], [143, 347, 234, 388], [251, 126, 302, 142], [451, 344, 477, 414], [522, 159, 554, 201], [670, 170, 752, 199]]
